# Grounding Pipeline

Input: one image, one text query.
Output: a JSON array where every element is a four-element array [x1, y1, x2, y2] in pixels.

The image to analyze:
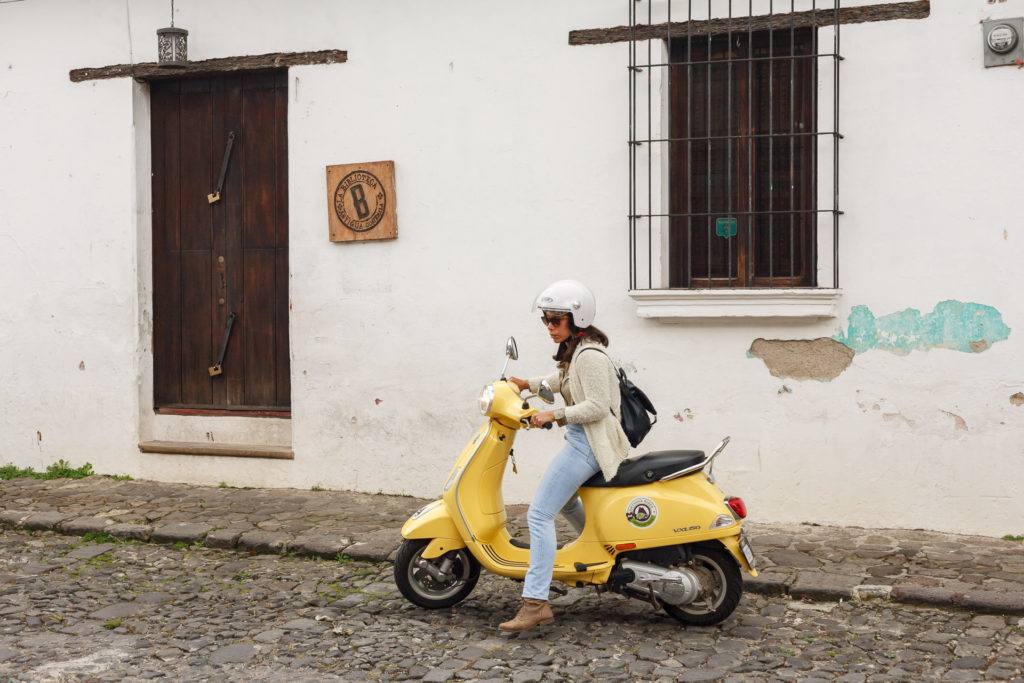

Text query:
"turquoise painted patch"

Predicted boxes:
[[834, 301, 1010, 355]]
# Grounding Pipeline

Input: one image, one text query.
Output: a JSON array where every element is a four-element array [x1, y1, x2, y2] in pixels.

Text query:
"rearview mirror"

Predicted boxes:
[[505, 337, 518, 361], [499, 336, 518, 379], [538, 379, 555, 404]]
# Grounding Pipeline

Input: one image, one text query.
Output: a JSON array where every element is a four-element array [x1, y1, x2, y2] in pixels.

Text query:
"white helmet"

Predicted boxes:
[[532, 279, 597, 328]]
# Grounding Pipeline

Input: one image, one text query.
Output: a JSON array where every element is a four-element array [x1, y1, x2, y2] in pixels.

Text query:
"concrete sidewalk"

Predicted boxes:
[[1, 476, 1022, 615]]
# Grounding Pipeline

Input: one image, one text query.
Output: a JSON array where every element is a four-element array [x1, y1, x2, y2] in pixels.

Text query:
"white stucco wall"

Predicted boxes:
[[1, 0, 1021, 536]]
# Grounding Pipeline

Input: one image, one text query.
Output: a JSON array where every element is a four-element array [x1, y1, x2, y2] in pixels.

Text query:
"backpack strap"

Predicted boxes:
[[575, 345, 613, 367]]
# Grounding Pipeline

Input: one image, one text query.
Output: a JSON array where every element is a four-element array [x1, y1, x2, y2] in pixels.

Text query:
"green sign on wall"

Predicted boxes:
[[715, 217, 737, 238]]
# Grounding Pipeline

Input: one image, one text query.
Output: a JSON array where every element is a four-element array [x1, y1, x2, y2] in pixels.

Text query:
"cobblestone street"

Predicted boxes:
[[1, 528, 1021, 682], [3, 476, 1024, 614]]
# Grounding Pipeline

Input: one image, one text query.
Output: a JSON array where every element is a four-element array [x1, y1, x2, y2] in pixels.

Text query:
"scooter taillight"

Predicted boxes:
[[726, 496, 747, 519]]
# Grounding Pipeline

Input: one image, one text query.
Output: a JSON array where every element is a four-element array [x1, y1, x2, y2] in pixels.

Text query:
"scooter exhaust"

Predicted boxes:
[[618, 560, 704, 606]]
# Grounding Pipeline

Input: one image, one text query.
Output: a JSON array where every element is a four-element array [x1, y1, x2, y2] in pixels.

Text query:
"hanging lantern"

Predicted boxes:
[[157, 1, 188, 68]]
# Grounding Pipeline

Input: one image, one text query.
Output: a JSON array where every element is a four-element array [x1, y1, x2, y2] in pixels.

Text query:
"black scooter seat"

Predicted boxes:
[[581, 449, 707, 488]]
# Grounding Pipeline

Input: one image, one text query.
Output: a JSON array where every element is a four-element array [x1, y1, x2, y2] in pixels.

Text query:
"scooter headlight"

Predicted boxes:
[[478, 385, 495, 415]]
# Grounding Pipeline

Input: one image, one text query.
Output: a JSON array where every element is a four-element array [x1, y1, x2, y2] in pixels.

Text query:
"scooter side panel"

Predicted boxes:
[[579, 474, 739, 547]]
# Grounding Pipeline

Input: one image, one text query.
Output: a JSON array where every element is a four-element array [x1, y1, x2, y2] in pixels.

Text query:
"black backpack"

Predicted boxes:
[[578, 348, 657, 448]]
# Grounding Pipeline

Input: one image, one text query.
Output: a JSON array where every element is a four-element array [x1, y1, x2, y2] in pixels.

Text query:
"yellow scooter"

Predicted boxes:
[[394, 337, 758, 625]]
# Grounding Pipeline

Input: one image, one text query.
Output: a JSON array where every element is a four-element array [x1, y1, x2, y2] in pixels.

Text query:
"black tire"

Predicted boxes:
[[393, 539, 480, 609], [662, 544, 743, 626]]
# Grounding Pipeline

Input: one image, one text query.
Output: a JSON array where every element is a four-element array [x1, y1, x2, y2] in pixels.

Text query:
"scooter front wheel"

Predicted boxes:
[[393, 539, 480, 609]]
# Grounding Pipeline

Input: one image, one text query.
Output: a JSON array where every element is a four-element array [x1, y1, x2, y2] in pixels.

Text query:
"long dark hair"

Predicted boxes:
[[554, 314, 609, 371]]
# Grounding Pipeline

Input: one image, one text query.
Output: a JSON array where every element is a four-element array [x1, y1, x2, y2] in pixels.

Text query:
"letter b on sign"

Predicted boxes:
[[350, 184, 370, 220]]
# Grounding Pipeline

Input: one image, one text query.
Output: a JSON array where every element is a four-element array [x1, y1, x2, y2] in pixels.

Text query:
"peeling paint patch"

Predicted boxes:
[[749, 338, 855, 381], [882, 412, 914, 428], [941, 410, 968, 431], [834, 301, 1010, 355], [1011, 392, 1024, 407]]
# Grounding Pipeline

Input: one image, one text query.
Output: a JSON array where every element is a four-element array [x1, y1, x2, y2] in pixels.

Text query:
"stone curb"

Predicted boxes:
[[2, 510, 1022, 615], [890, 585, 1024, 616], [0, 509, 399, 564], [743, 577, 1024, 616]]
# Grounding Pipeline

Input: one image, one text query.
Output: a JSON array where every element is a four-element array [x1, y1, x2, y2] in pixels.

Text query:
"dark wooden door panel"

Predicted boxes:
[[274, 83, 288, 251], [151, 70, 290, 413], [212, 75, 246, 407], [178, 81, 214, 253], [152, 83, 182, 406], [242, 250, 277, 406], [241, 86, 279, 250], [180, 250, 213, 405], [275, 249, 290, 406]]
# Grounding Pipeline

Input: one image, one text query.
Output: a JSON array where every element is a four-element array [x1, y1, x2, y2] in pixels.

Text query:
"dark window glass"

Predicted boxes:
[[668, 27, 816, 287]]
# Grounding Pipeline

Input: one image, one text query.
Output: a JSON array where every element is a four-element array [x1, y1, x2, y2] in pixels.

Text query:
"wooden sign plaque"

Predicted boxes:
[[326, 160, 398, 242]]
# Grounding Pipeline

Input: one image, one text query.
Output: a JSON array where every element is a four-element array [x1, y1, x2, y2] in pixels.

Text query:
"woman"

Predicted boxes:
[[500, 279, 630, 632]]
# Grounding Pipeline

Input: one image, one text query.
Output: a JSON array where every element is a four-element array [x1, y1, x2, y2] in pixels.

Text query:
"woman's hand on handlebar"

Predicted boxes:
[[508, 376, 529, 392], [530, 410, 557, 429]]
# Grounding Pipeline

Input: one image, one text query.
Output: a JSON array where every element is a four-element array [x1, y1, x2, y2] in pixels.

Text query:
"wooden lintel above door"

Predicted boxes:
[[69, 49, 346, 83]]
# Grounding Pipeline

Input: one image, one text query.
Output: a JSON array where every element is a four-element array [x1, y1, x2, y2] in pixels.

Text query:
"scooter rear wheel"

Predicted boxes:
[[662, 544, 742, 626], [393, 539, 480, 609]]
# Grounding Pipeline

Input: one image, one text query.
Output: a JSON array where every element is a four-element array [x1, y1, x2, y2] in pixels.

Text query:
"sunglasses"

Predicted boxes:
[[541, 313, 569, 327]]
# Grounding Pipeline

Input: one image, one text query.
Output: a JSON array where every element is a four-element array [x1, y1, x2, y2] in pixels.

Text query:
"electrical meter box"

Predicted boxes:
[[982, 18, 1024, 68]]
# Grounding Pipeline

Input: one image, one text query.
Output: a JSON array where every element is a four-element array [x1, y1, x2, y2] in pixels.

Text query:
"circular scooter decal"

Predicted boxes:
[[626, 496, 658, 528]]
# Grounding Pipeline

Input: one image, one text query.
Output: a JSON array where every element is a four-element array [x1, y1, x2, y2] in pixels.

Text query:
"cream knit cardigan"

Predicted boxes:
[[528, 341, 630, 482]]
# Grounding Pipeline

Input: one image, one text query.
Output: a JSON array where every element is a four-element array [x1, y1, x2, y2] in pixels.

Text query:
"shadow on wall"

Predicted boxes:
[[749, 300, 1011, 381]]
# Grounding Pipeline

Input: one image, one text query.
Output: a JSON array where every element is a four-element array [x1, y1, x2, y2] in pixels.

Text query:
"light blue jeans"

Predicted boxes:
[[523, 423, 601, 600]]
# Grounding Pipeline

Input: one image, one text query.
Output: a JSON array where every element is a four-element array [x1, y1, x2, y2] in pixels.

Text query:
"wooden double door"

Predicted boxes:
[[151, 71, 290, 414]]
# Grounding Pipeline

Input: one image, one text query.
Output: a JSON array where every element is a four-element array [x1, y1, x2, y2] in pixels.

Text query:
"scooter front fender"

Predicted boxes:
[[420, 537, 467, 559], [401, 500, 459, 540], [400, 500, 467, 559]]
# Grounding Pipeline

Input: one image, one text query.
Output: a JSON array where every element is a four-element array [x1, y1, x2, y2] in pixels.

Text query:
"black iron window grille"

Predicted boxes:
[[628, 0, 842, 290]]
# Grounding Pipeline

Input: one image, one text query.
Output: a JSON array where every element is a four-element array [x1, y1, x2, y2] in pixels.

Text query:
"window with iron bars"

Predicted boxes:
[[628, 1, 841, 291]]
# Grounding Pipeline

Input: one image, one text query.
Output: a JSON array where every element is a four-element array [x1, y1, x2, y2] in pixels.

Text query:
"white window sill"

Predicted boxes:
[[629, 288, 842, 321]]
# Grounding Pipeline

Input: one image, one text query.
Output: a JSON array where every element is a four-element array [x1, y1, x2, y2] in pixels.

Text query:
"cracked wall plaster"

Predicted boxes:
[[834, 300, 1010, 355], [748, 337, 855, 381]]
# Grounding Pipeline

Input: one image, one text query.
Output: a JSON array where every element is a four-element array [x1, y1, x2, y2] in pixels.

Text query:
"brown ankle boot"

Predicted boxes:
[[499, 598, 554, 632]]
